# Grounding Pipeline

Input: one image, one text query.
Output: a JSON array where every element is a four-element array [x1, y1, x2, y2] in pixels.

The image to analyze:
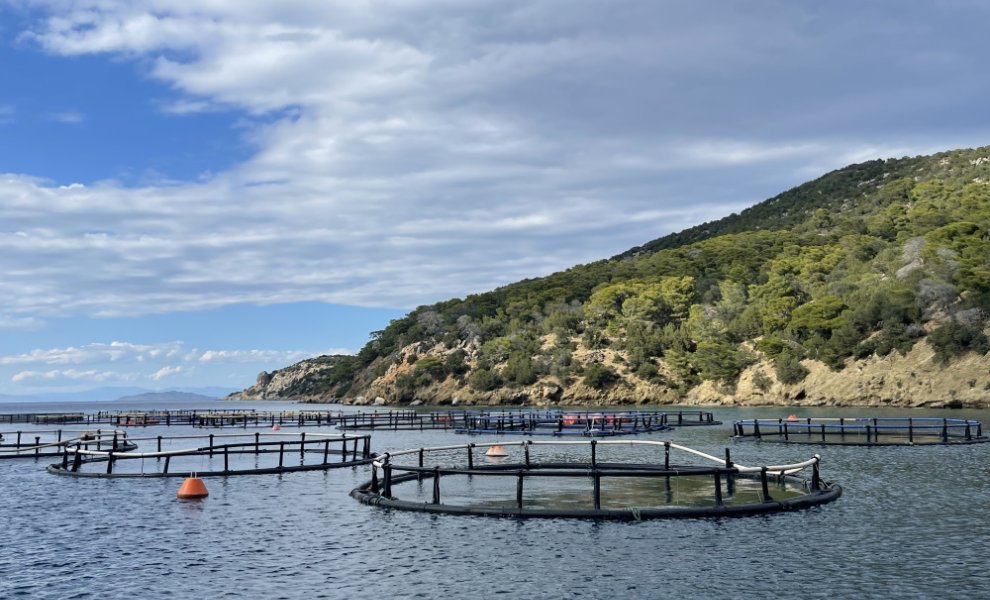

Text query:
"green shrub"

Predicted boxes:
[[444, 349, 468, 376], [928, 320, 990, 364], [774, 352, 809, 385], [860, 322, 922, 357], [502, 352, 538, 386], [468, 368, 500, 391], [583, 363, 618, 389], [394, 373, 416, 401], [752, 370, 773, 392], [413, 356, 446, 383], [480, 337, 513, 363], [635, 361, 659, 380], [582, 328, 609, 349], [693, 341, 753, 383]]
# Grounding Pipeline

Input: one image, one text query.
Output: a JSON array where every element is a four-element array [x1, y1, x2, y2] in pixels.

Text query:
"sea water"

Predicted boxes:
[[2, 400, 989, 599]]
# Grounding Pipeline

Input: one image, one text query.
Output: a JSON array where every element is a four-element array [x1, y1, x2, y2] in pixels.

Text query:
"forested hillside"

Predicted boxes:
[[232, 146, 990, 407]]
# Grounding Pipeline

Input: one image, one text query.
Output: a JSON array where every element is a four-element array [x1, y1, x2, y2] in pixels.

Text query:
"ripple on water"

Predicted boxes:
[[3, 408, 990, 599]]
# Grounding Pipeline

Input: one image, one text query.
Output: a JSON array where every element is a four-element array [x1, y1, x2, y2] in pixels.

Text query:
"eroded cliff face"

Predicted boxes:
[[683, 340, 989, 408], [228, 338, 990, 409]]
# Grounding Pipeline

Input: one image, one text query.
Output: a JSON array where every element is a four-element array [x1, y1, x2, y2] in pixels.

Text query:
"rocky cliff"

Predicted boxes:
[[228, 355, 356, 402], [229, 335, 990, 408]]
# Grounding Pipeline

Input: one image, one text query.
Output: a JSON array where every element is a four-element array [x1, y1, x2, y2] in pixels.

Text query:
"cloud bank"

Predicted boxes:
[[2, 0, 989, 333], [0, 340, 346, 390]]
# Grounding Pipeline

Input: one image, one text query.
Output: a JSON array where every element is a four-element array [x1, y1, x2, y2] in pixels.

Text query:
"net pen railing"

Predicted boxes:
[[0, 429, 135, 459], [334, 410, 471, 431], [47, 431, 374, 477], [1, 409, 351, 427], [189, 410, 350, 429], [733, 417, 985, 445], [352, 439, 839, 519], [454, 410, 677, 436]]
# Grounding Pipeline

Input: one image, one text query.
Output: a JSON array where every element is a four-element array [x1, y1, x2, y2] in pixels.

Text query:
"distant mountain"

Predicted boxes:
[[232, 145, 990, 408], [1, 386, 236, 403], [34, 387, 154, 402], [170, 387, 237, 398], [0, 393, 38, 403], [113, 391, 220, 403]]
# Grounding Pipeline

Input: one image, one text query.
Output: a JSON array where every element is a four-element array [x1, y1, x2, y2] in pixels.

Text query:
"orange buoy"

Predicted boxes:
[[177, 477, 209, 500], [485, 444, 508, 457], [271, 424, 281, 431], [787, 415, 799, 422]]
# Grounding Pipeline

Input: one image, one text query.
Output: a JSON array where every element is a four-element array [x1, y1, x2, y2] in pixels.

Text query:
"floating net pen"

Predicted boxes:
[[732, 417, 986, 445], [0, 429, 136, 460], [47, 431, 374, 477], [351, 440, 840, 520]]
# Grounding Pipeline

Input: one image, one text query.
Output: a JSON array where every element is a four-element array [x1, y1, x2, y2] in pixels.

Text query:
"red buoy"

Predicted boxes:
[[272, 424, 281, 431], [177, 477, 209, 500]]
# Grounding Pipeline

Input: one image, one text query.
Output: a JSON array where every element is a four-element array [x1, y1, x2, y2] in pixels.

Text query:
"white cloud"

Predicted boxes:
[[198, 349, 313, 363], [0, 341, 183, 366], [0, 341, 316, 368], [151, 365, 185, 380], [0, 314, 45, 330], [158, 99, 217, 115], [11, 368, 130, 383], [0, 340, 333, 392], [49, 110, 85, 124], [0, 0, 987, 326]]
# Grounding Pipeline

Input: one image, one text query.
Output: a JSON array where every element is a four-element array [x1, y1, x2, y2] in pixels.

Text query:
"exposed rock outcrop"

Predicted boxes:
[[229, 338, 990, 409], [226, 356, 348, 402]]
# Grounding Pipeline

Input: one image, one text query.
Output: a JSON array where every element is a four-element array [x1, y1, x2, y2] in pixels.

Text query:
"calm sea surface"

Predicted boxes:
[[2, 400, 989, 599]]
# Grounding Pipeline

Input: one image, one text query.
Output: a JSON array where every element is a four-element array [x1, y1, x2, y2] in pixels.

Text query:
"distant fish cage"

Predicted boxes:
[[0, 413, 89, 425], [334, 409, 719, 436], [335, 410, 471, 431], [732, 417, 987, 445], [190, 410, 346, 429], [455, 410, 718, 437], [351, 440, 840, 520], [46, 431, 374, 477], [0, 409, 348, 428], [0, 429, 136, 459]]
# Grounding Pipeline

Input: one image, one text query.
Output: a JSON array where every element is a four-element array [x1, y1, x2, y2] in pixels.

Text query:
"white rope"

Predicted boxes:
[[373, 439, 820, 475]]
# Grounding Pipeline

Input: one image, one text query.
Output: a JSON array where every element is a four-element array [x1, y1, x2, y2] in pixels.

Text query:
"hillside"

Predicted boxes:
[[229, 146, 990, 408]]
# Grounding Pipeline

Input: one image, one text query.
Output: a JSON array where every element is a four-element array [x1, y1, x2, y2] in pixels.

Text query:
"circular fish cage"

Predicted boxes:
[[190, 410, 346, 429], [0, 412, 88, 425], [335, 410, 471, 431], [46, 431, 374, 478], [351, 440, 841, 520], [455, 410, 719, 437], [0, 429, 136, 460], [733, 417, 987, 445]]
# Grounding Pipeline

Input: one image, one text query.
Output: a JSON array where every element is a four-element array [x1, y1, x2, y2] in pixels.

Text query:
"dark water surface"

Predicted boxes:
[[2, 401, 989, 599]]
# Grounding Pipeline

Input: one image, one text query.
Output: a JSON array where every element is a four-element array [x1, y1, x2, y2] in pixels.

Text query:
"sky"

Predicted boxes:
[[1, 1, 989, 397]]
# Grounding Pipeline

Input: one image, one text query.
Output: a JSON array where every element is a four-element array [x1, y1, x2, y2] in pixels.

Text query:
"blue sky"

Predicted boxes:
[[1, 1, 989, 397]]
